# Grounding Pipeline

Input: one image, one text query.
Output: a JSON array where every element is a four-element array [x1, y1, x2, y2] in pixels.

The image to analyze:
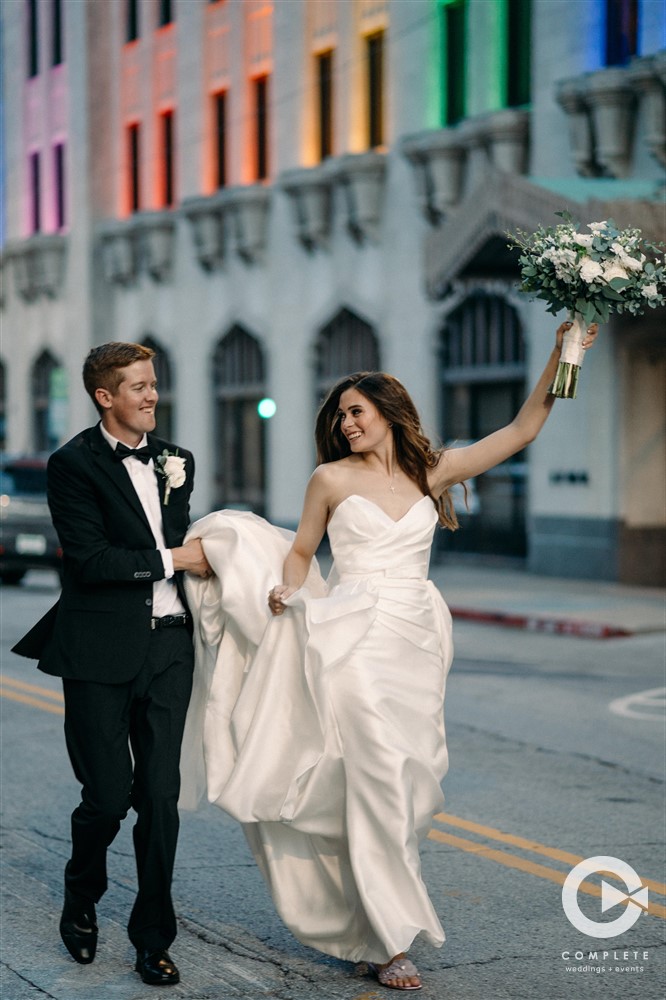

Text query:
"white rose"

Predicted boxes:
[[588, 221, 607, 233], [163, 455, 186, 488], [579, 258, 603, 282], [602, 260, 629, 283], [642, 283, 659, 300], [575, 234, 595, 247]]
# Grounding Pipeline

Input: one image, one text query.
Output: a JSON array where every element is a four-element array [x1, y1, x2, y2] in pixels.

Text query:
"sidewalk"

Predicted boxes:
[[428, 557, 666, 638]]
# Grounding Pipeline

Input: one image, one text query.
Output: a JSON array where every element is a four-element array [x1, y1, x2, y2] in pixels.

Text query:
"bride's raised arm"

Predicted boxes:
[[429, 320, 598, 497]]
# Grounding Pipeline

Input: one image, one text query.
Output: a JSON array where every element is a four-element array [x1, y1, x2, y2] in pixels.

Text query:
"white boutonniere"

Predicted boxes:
[[155, 449, 186, 505]]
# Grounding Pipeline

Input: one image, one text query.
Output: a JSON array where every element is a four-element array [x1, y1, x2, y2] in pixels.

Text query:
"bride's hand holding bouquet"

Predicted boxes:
[[509, 213, 666, 398]]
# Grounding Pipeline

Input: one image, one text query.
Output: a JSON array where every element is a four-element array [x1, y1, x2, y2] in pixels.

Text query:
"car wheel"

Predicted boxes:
[[0, 571, 26, 585]]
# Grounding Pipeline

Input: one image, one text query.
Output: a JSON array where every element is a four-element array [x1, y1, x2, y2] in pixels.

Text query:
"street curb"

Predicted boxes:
[[448, 606, 633, 639]]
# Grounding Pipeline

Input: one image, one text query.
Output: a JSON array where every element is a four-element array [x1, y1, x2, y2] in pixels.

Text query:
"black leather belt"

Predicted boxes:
[[151, 613, 190, 630]]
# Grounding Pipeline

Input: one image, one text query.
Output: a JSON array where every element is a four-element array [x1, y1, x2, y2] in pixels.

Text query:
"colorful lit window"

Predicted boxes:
[[126, 0, 139, 42], [30, 151, 41, 233], [605, 0, 638, 66], [367, 32, 384, 148], [158, 0, 173, 28], [441, 0, 466, 126], [128, 123, 141, 213], [506, 0, 531, 107], [160, 110, 175, 207], [54, 143, 66, 229], [254, 76, 269, 180], [213, 91, 228, 187], [52, 0, 64, 65], [317, 51, 334, 161], [27, 0, 39, 77]]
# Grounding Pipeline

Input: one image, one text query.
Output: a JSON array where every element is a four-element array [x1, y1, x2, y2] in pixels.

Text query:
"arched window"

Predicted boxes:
[[141, 336, 174, 440], [439, 293, 527, 555], [315, 308, 380, 400], [212, 326, 267, 513], [32, 350, 66, 452]]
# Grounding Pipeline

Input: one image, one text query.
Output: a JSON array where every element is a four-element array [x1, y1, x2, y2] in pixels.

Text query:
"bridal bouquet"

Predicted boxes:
[[508, 213, 665, 397]]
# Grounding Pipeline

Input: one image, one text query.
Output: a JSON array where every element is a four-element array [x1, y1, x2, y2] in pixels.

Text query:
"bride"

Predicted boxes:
[[180, 320, 597, 992]]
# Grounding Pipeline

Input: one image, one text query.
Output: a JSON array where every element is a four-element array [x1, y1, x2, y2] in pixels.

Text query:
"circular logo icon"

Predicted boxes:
[[562, 856, 648, 938]]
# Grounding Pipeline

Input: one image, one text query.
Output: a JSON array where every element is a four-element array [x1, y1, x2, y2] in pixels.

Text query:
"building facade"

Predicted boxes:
[[1, 0, 665, 583]]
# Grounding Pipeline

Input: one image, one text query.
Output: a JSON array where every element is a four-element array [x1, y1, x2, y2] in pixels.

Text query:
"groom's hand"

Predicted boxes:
[[172, 538, 213, 578]]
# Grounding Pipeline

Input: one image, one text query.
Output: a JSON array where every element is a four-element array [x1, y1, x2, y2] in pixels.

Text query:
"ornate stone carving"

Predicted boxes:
[[99, 224, 139, 286], [183, 194, 226, 271], [401, 131, 465, 224], [137, 213, 176, 282], [334, 152, 386, 243], [224, 185, 270, 263], [555, 79, 599, 177], [586, 68, 636, 178], [628, 52, 666, 170], [6, 235, 68, 301], [402, 110, 530, 226], [280, 165, 333, 251]]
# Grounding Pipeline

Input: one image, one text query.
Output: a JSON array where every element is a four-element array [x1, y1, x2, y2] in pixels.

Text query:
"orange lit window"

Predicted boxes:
[[126, 0, 139, 42], [367, 32, 384, 148], [127, 123, 141, 213], [317, 51, 333, 161], [254, 76, 269, 181], [160, 110, 175, 207], [212, 91, 227, 187]]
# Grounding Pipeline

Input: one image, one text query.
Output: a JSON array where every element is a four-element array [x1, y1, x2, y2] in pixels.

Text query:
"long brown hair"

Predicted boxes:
[[315, 371, 459, 530]]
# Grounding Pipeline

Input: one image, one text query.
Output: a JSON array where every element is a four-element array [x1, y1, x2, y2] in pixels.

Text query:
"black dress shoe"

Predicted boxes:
[[135, 949, 180, 986], [59, 890, 98, 964]]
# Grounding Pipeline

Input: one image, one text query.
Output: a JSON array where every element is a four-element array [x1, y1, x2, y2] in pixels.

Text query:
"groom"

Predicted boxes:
[[13, 342, 211, 986]]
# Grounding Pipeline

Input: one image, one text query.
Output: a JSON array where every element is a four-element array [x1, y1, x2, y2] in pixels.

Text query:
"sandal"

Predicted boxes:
[[368, 956, 423, 991]]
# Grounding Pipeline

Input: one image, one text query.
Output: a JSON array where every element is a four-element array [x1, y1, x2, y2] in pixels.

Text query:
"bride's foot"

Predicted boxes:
[[369, 953, 422, 991]]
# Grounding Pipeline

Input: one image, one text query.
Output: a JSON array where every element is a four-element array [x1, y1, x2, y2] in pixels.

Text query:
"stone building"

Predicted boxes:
[[1, 0, 664, 583]]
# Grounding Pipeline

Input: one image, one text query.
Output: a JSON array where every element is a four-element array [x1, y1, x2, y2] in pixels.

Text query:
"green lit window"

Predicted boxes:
[[442, 1, 466, 126], [506, 0, 531, 107]]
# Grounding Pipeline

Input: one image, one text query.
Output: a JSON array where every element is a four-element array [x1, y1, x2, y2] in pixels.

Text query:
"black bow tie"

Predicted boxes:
[[114, 443, 152, 464]]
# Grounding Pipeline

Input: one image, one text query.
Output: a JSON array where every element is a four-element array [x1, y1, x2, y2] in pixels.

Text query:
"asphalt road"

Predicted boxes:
[[1, 572, 664, 1000]]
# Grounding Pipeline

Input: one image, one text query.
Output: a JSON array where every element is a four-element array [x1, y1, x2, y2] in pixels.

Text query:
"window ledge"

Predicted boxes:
[[280, 164, 334, 251], [401, 108, 530, 225], [223, 185, 271, 264], [556, 54, 665, 177], [98, 211, 175, 285], [333, 151, 387, 244], [4, 234, 68, 302], [182, 193, 226, 271]]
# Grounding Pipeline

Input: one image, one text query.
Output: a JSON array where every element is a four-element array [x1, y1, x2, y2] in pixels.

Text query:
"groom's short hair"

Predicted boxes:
[[83, 342, 156, 414]]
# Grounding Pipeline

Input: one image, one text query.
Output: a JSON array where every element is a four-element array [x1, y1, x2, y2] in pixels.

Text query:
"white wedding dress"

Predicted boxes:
[[180, 495, 453, 963]]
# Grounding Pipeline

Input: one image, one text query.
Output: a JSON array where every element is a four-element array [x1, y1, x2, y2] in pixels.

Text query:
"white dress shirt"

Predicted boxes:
[[100, 425, 185, 618]]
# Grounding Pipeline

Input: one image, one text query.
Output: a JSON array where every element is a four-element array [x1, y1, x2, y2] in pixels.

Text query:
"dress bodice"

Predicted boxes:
[[327, 494, 437, 581]]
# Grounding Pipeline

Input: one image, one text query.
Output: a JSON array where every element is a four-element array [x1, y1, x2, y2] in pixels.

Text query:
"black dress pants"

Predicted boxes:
[[62, 627, 194, 952]]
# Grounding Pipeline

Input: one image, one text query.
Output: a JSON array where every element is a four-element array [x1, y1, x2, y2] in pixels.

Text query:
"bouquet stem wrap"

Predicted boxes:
[[550, 312, 586, 399]]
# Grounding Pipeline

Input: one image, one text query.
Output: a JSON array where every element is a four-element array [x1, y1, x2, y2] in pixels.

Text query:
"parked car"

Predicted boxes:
[[0, 455, 63, 585]]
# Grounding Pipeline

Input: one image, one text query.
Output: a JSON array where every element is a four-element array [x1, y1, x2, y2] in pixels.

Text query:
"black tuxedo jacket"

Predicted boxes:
[[12, 424, 195, 683]]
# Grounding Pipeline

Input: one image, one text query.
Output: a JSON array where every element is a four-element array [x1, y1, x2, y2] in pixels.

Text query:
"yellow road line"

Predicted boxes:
[[3, 672, 662, 919], [0, 686, 64, 716], [428, 828, 666, 919], [0, 674, 64, 702], [433, 811, 666, 896]]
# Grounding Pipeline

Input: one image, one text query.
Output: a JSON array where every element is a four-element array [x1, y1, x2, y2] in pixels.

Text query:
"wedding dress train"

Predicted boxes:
[[180, 495, 453, 963]]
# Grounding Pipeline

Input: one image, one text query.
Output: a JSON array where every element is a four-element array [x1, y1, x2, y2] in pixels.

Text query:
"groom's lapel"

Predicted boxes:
[[88, 424, 152, 532]]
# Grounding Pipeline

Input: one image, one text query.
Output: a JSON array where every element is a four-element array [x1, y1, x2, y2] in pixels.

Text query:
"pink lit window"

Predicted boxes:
[[30, 151, 41, 233], [54, 143, 66, 229]]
